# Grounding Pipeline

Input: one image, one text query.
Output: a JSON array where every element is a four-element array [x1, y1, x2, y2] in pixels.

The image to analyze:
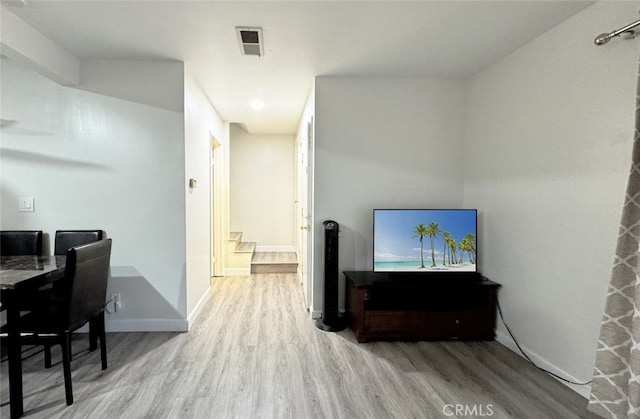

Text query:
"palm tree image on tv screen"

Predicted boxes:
[[373, 209, 477, 272]]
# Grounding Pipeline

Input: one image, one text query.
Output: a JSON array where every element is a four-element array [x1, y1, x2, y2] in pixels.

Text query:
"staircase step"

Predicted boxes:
[[236, 242, 256, 253], [251, 252, 298, 274], [225, 232, 255, 275], [251, 263, 298, 274], [252, 252, 297, 264]]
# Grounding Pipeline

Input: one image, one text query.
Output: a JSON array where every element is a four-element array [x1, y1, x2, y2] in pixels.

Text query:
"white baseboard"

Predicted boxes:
[[105, 319, 188, 332], [311, 310, 322, 319], [187, 286, 212, 330], [495, 331, 592, 399], [224, 268, 250, 276], [255, 245, 296, 252]]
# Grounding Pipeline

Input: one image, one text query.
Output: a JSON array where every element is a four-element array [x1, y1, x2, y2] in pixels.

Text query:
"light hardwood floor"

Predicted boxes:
[[1, 273, 598, 418]]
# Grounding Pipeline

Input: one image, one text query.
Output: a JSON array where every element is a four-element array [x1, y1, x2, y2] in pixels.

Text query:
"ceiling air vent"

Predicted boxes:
[[236, 27, 264, 57]]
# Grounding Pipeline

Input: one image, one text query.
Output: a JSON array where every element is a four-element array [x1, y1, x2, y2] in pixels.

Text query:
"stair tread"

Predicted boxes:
[[235, 242, 256, 253], [229, 232, 242, 242], [251, 252, 297, 264]]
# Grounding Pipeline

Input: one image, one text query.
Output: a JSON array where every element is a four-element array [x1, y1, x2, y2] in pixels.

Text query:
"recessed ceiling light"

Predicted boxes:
[[250, 99, 265, 111]]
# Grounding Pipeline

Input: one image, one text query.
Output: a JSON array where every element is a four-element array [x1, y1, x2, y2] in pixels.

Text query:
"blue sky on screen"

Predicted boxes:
[[374, 209, 476, 262]]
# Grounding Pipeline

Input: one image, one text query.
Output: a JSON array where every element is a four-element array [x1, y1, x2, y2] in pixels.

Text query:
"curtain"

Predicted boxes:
[[589, 60, 640, 418]]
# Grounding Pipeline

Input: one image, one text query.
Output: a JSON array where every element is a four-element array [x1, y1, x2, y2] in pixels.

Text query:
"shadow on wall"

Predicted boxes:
[[77, 60, 185, 114], [106, 266, 187, 332], [1, 148, 110, 170], [0, 266, 186, 332]]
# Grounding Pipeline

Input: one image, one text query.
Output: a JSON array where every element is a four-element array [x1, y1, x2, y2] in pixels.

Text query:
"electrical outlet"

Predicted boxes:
[[110, 293, 122, 313]]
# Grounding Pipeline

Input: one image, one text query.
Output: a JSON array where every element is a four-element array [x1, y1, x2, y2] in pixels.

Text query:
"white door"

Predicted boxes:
[[210, 135, 223, 277], [296, 119, 314, 308], [210, 146, 216, 277]]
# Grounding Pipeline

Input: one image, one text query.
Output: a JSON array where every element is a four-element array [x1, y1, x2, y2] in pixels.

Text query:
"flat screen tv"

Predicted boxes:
[[373, 209, 477, 273]]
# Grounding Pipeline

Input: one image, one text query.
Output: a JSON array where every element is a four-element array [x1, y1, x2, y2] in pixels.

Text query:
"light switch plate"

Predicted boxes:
[[18, 197, 34, 212]]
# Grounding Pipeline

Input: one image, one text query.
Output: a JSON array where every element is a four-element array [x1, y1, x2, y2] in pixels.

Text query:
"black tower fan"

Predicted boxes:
[[315, 220, 346, 332]]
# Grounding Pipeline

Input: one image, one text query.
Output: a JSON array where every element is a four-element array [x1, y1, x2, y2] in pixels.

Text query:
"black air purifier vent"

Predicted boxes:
[[315, 220, 346, 332]]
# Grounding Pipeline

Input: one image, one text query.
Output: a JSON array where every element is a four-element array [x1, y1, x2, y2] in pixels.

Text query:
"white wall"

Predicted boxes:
[[229, 124, 295, 251], [313, 77, 469, 315], [464, 1, 639, 396], [184, 65, 229, 322], [0, 58, 188, 330]]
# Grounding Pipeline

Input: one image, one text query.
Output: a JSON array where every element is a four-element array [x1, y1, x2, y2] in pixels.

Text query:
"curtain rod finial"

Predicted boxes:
[[594, 33, 611, 46]]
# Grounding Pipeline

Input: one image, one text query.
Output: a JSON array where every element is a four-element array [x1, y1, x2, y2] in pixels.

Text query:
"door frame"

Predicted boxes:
[[210, 133, 223, 277], [296, 118, 314, 309]]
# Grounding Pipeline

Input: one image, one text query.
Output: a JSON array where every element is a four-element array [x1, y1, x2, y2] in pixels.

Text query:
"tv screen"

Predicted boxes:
[[373, 209, 477, 273]]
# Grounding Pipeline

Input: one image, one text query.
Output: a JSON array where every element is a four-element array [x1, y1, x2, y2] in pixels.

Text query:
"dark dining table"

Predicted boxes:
[[1, 255, 66, 418]]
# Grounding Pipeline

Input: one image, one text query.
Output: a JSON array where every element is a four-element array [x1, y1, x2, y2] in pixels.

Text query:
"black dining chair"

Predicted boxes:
[[11, 239, 112, 406], [27, 230, 107, 366], [54, 230, 104, 256], [0, 230, 44, 313], [0, 230, 43, 256]]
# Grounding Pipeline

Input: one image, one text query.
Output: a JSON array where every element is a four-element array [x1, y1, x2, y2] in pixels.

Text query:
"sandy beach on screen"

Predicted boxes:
[[377, 263, 477, 272]]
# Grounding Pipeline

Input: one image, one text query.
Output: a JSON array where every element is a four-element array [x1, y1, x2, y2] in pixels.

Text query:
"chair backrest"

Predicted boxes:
[[0, 230, 43, 256], [54, 230, 104, 256], [62, 239, 112, 331]]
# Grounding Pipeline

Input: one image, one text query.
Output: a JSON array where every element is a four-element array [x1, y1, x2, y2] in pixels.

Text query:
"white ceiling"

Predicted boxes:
[[6, 0, 595, 134]]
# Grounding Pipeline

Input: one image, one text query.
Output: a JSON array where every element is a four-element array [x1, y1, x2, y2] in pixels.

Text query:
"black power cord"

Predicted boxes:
[[496, 298, 592, 386]]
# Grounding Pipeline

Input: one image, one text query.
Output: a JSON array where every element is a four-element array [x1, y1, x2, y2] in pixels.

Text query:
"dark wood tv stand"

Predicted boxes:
[[344, 271, 500, 343]]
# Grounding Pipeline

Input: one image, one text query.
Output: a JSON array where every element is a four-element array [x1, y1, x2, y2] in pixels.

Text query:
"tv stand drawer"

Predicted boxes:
[[362, 310, 494, 340], [366, 311, 426, 332]]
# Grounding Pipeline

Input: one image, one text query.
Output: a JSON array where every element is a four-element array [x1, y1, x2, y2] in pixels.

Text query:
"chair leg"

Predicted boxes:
[[98, 312, 107, 370], [44, 344, 52, 368], [61, 333, 74, 405], [89, 317, 98, 352]]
